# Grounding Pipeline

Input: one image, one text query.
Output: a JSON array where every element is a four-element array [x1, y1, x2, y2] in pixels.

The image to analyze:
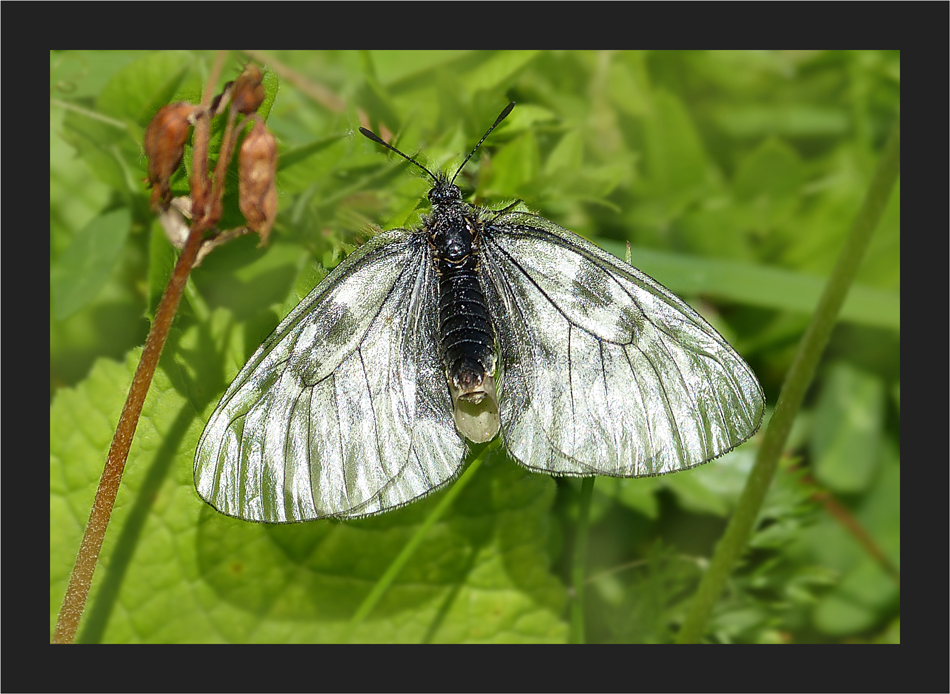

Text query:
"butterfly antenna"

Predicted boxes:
[[359, 125, 437, 183], [450, 101, 515, 185]]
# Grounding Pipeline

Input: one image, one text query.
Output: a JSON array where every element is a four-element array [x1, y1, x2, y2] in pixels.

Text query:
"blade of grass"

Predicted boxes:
[[594, 242, 900, 331], [675, 114, 900, 644], [342, 444, 494, 643]]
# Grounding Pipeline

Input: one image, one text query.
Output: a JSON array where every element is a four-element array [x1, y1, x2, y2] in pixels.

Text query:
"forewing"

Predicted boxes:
[[195, 229, 467, 522], [480, 212, 765, 477]]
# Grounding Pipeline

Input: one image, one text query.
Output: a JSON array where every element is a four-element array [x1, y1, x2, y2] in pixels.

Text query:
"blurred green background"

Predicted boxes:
[[50, 50, 899, 644]]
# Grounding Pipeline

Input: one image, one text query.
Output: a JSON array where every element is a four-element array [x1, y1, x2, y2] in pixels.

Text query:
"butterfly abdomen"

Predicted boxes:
[[428, 198, 500, 442], [438, 262, 495, 381]]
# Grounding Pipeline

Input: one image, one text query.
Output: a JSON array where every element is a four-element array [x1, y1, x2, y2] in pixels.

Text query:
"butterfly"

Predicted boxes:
[[195, 102, 765, 522]]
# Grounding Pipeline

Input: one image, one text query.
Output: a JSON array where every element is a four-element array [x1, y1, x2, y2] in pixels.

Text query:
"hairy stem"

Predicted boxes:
[[52, 51, 230, 644]]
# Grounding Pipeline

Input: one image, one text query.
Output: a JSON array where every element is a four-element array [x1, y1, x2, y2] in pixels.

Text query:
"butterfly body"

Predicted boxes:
[[425, 175, 500, 443]]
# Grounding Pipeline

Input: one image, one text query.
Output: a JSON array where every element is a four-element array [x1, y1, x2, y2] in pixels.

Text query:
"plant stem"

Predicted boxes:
[[52, 223, 206, 644], [808, 480, 900, 587], [52, 52, 230, 644], [675, 114, 900, 644], [570, 477, 595, 644]]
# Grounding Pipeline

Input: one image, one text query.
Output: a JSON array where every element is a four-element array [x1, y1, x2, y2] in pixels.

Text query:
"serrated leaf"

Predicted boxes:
[[97, 51, 197, 126], [50, 323, 568, 643]]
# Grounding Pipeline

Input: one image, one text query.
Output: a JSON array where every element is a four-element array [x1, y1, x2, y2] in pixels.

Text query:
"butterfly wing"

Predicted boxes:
[[195, 229, 467, 522], [479, 212, 765, 477]]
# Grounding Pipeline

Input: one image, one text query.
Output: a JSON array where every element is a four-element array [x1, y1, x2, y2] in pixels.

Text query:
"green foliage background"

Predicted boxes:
[[50, 50, 899, 644]]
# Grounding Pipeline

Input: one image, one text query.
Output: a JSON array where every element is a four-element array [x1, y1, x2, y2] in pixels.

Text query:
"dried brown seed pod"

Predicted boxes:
[[231, 65, 265, 116], [143, 102, 196, 206], [238, 118, 278, 244]]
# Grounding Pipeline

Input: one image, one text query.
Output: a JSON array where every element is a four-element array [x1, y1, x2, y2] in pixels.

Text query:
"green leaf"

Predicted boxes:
[[733, 138, 804, 233], [50, 324, 567, 643], [808, 445, 900, 637], [713, 103, 850, 140], [453, 50, 539, 94], [636, 90, 711, 208], [661, 445, 759, 517], [51, 209, 131, 320], [97, 50, 197, 127], [811, 362, 885, 493], [486, 130, 540, 197]]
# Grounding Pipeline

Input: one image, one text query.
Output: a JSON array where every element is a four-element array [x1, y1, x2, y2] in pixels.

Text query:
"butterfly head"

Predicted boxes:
[[428, 177, 464, 207]]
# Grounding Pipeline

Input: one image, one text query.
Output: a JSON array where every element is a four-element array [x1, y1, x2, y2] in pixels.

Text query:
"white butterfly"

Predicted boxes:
[[195, 104, 765, 522]]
